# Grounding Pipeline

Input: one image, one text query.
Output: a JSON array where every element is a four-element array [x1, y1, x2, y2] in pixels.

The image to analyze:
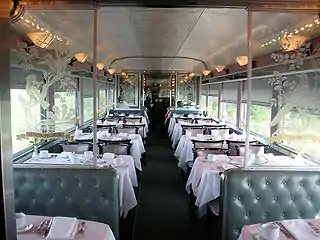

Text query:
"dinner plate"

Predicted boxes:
[[17, 224, 33, 233]]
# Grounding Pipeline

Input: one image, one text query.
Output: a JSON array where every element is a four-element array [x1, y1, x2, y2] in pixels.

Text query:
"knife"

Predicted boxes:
[[275, 222, 296, 240]]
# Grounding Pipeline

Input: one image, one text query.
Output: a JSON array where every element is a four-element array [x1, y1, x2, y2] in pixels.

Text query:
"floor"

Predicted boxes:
[[132, 121, 214, 240]]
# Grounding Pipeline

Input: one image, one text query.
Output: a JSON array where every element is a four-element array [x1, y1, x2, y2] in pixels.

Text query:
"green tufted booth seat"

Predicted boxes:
[[221, 169, 320, 240], [13, 164, 120, 239]]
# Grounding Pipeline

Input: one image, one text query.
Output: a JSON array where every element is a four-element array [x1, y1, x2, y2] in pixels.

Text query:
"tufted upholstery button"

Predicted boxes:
[[256, 197, 260, 200], [282, 213, 285, 217], [300, 182, 304, 186], [291, 197, 295, 201], [317, 181, 320, 185], [309, 196, 312, 200], [265, 181, 269, 185], [274, 197, 277, 201], [247, 182, 252, 186], [283, 181, 287, 185], [238, 197, 241, 201], [264, 213, 268, 217]]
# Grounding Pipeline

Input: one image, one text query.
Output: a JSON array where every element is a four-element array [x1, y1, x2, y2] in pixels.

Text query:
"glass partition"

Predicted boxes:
[[99, 81, 106, 114], [221, 82, 238, 125], [10, 9, 93, 156], [117, 74, 139, 107], [83, 78, 94, 122], [252, 10, 320, 160], [177, 74, 197, 107]]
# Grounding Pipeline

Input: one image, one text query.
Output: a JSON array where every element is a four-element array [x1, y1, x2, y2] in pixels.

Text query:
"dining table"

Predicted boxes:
[[175, 133, 251, 172], [239, 218, 320, 240], [74, 132, 145, 171], [24, 153, 137, 218], [17, 215, 116, 240], [186, 153, 318, 217]]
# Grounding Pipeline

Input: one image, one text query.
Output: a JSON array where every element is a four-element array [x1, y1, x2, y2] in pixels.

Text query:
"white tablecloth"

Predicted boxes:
[[17, 215, 115, 240], [24, 154, 137, 218], [175, 134, 247, 172], [75, 133, 145, 171]]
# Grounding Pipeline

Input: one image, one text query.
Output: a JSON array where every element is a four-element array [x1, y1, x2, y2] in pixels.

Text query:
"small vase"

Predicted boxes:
[[32, 145, 38, 159]]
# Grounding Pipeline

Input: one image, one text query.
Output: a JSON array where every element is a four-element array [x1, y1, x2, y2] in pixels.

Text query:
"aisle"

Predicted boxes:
[[133, 126, 195, 240]]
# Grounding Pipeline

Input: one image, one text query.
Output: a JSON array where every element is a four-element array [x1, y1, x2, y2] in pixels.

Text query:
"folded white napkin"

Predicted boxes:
[[282, 220, 320, 240], [118, 133, 128, 137], [46, 217, 78, 240]]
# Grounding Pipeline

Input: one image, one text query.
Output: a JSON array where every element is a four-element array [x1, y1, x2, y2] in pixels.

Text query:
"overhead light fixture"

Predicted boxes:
[[10, 0, 25, 23], [280, 35, 307, 51], [96, 63, 105, 70], [236, 56, 248, 66], [215, 65, 225, 72], [121, 72, 127, 76], [107, 68, 115, 75], [202, 70, 211, 76], [188, 72, 195, 78], [27, 32, 54, 49], [74, 53, 88, 63]]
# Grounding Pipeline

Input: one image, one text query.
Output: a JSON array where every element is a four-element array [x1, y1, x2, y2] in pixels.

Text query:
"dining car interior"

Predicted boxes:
[[2, 0, 320, 239]]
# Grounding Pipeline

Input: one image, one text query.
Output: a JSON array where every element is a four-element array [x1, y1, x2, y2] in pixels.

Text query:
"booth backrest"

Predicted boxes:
[[13, 165, 120, 239], [221, 169, 320, 240]]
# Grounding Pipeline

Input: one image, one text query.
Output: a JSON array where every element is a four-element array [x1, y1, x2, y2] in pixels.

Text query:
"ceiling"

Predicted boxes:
[[11, 7, 320, 72]]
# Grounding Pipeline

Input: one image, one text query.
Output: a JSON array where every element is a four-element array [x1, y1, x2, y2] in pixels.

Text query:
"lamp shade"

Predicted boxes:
[[189, 72, 195, 77], [215, 65, 225, 72], [280, 35, 307, 51], [202, 69, 211, 76], [121, 72, 127, 76], [96, 63, 105, 70], [107, 68, 115, 75], [236, 56, 248, 66], [74, 53, 88, 63], [27, 32, 54, 49]]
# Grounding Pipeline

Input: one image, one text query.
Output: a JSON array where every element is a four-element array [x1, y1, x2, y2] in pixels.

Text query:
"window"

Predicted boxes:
[[281, 111, 320, 160], [208, 96, 218, 118], [221, 102, 237, 125], [99, 88, 106, 113], [11, 89, 41, 154], [83, 79, 93, 122], [53, 91, 76, 131], [242, 103, 271, 137]]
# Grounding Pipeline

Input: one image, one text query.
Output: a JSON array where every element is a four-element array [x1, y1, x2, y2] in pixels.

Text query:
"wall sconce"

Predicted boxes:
[[215, 65, 225, 72], [96, 63, 105, 70], [107, 68, 115, 75], [10, 0, 25, 23], [236, 56, 248, 66], [202, 70, 211, 76], [74, 53, 88, 63]]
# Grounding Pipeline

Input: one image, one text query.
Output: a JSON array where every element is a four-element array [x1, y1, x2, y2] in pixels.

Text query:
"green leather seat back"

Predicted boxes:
[[221, 169, 320, 240], [13, 165, 120, 239]]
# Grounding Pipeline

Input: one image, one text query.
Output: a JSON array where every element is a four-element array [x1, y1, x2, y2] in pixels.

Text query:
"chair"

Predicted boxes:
[[123, 117, 142, 124], [182, 126, 204, 136], [97, 125, 115, 133], [192, 139, 224, 149], [99, 139, 131, 155], [60, 142, 92, 154], [106, 116, 122, 123], [115, 126, 138, 135], [208, 127, 231, 136], [236, 143, 268, 156], [194, 117, 213, 124], [227, 140, 257, 156], [193, 147, 230, 159], [123, 124, 145, 139], [176, 117, 194, 124]]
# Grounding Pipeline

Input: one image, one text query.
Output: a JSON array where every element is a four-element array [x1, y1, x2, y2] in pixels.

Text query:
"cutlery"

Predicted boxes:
[[307, 222, 320, 235], [275, 222, 295, 239]]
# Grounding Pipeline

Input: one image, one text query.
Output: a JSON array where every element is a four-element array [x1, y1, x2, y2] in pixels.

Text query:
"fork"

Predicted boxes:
[[307, 222, 320, 235]]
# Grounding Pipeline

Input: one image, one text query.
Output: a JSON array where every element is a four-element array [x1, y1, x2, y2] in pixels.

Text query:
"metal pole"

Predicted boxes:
[[92, 6, 98, 168], [79, 77, 84, 126], [236, 81, 243, 128], [0, 3, 17, 237], [217, 84, 222, 119], [106, 82, 109, 108], [114, 75, 118, 108], [244, 8, 253, 168], [175, 72, 178, 108], [206, 84, 209, 116], [169, 74, 172, 106], [198, 75, 202, 107]]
